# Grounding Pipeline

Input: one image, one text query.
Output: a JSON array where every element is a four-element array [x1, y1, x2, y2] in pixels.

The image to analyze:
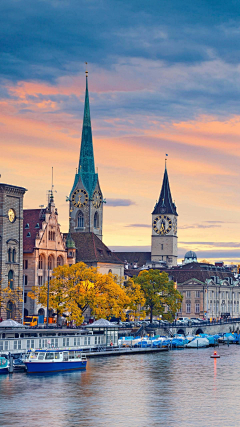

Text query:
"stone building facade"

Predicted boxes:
[[0, 183, 27, 321], [23, 195, 75, 317]]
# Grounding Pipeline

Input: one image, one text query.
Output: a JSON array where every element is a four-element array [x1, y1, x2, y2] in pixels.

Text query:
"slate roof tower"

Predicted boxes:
[[69, 71, 103, 240], [151, 161, 178, 267]]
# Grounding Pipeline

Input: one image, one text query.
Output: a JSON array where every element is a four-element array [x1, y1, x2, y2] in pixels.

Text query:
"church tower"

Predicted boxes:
[[151, 162, 178, 267], [69, 71, 103, 240]]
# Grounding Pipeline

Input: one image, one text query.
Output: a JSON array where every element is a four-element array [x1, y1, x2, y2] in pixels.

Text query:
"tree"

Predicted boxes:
[[0, 285, 23, 320], [29, 262, 131, 325], [125, 279, 146, 319], [132, 269, 182, 322]]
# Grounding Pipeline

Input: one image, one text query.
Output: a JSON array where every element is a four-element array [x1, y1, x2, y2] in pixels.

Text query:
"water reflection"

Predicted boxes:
[[0, 347, 240, 427]]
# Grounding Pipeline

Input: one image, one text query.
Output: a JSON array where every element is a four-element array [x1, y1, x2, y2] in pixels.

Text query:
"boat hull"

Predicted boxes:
[[0, 367, 9, 374], [25, 360, 87, 374]]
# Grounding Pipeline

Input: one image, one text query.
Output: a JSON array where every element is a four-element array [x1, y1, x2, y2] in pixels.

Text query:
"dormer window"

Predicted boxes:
[[97, 248, 103, 257], [25, 223, 29, 229], [107, 250, 112, 257], [27, 232, 31, 237], [35, 223, 40, 228]]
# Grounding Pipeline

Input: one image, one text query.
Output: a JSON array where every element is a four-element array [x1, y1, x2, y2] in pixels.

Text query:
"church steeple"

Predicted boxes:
[[152, 163, 177, 216], [69, 70, 103, 240], [70, 72, 98, 198]]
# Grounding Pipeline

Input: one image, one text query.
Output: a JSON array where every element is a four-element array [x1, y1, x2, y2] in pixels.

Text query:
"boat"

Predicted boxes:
[[25, 349, 87, 374], [0, 356, 9, 374], [186, 337, 209, 348]]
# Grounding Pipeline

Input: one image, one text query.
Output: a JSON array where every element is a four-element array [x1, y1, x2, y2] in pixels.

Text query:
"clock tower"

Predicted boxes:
[[151, 162, 178, 267], [69, 71, 103, 240]]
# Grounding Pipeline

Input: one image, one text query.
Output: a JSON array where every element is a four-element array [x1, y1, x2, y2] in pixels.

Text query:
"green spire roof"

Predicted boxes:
[[66, 231, 76, 249], [71, 73, 97, 198]]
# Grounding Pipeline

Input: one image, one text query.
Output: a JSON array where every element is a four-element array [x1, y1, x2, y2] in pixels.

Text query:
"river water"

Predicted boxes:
[[0, 346, 240, 427]]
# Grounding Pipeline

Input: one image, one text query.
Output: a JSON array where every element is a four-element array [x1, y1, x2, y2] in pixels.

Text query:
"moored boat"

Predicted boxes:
[[25, 349, 87, 374], [0, 356, 9, 374]]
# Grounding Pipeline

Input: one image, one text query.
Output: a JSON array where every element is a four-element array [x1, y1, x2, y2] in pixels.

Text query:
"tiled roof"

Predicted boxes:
[[152, 166, 177, 215], [70, 232, 124, 265], [167, 262, 235, 283], [23, 209, 45, 253], [114, 252, 151, 267]]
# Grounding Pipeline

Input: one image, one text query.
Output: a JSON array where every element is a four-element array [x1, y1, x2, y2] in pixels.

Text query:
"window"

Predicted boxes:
[[186, 291, 191, 298], [25, 223, 29, 229], [57, 256, 64, 267], [195, 303, 200, 314], [24, 292, 27, 303], [78, 211, 84, 228], [8, 270, 14, 289], [186, 303, 191, 313], [195, 290, 200, 298], [38, 255, 43, 270], [94, 212, 99, 228], [48, 231, 55, 241], [24, 275, 28, 286], [35, 223, 40, 228], [161, 244, 163, 250], [12, 249, 16, 263], [48, 255, 54, 270], [8, 248, 12, 263], [74, 337, 80, 346], [23, 260, 28, 270], [27, 232, 31, 237], [108, 269, 112, 274], [38, 276, 43, 286]]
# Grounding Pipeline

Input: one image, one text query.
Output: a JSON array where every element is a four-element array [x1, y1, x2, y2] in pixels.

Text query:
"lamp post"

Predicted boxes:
[[22, 274, 25, 325], [46, 269, 50, 328]]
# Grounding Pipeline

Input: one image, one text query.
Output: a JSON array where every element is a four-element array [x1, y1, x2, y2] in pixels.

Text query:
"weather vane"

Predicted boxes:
[[85, 62, 88, 76]]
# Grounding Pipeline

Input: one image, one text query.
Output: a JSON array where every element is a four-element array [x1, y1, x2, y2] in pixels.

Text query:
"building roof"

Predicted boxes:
[[85, 318, 119, 328], [152, 165, 177, 215], [167, 262, 235, 284], [70, 232, 124, 265], [23, 209, 45, 253], [70, 74, 98, 198], [114, 251, 151, 267], [185, 251, 197, 259]]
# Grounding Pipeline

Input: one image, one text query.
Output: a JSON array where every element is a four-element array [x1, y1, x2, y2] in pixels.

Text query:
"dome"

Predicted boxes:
[[184, 251, 197, 264]]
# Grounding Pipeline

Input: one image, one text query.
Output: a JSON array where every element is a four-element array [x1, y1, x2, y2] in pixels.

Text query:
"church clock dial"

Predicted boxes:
[[153, 215, 172, 235], [71, 189, 89, 207], [8, 208, 16, 223], [92, 190, 102, 209]]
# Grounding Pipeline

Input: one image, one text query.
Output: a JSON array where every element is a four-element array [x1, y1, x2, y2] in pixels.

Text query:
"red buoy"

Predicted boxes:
[[210, 351, 220, 358]]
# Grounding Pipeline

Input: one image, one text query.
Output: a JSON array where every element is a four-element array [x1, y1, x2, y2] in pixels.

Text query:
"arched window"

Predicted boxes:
[[108, 269, 112, 274], [8, 270, 14, 289], [38, 255, 44, 270], [7, 301, 15, 319], [48, 255, 54, 270], [78, 211, 84, 228], [8, 248, 12, 263], [94, 212, 99, 228], [57, 256, 64, 267], [12, 249, 16, 263]]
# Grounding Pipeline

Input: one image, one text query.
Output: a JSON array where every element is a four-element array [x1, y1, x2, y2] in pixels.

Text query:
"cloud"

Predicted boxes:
[[180, 242, 240, 248], [179, 224, 222, 230], [106, 198, 135, 207], [125, 224, 150, 228]]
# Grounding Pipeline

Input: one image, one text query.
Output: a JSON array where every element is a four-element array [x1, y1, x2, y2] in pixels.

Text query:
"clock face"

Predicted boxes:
[[173, 217, 177, 235], [92, 190, 102, 209], [71, 189, 89, 207], [153, 215, 172, 235], [8, 208, 16, 223]]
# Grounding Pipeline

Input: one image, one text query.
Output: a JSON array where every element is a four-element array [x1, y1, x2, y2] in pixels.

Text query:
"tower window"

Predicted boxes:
[[25, 223, 29, 229], [35, 223, 40, 228], [57, 256, 64, 267], [12, 249, 16, 263], [94, 212, 99, 228], [8, 248, 12, 263], [161, 244, 163, 250], [8, 270, 14, 289], [27, 232, 31, 237], [78, 211, 84, 228], [38, 255, 44, 269]]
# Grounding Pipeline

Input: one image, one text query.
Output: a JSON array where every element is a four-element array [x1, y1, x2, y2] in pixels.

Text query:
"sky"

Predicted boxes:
[[1, 0, 240, 262]]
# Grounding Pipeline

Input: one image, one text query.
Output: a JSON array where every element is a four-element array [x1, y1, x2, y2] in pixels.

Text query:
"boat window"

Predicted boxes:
[[75, 351, 82, 358], [69, 351, 75, 359], [54, 353, 60, 360], [45, 353, 54, 360], [63, 352, 68, 361], [38, 353, 45, 360]]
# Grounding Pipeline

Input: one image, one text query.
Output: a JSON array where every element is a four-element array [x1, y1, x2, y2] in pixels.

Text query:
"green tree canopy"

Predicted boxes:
[[132, 269, 182, 322]]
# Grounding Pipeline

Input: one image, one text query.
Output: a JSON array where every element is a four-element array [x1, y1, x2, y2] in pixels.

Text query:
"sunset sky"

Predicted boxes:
[[1, 1, 240, 262]]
